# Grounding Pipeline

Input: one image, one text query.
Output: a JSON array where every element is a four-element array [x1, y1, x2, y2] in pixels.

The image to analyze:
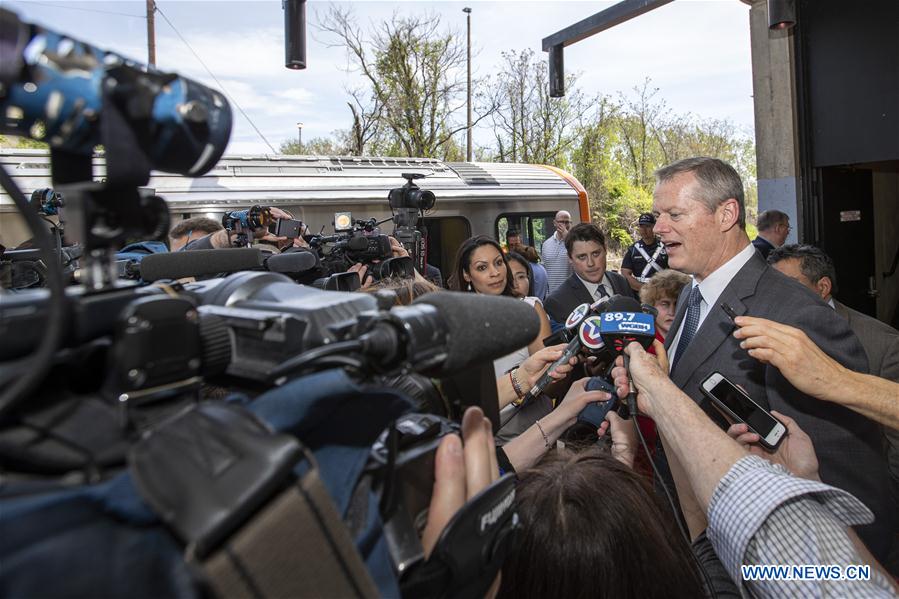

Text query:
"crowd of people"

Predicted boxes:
[[115, 155, 899, 595]]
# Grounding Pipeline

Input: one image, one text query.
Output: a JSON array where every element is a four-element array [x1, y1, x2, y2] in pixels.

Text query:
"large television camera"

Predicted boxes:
[[389, 173, 435, 274], [0, 10, 517, 597]]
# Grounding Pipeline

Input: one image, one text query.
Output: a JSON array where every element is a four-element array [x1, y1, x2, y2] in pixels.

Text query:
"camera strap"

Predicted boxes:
[[400, 473, 520, 599], [130, 401, 378, 599]]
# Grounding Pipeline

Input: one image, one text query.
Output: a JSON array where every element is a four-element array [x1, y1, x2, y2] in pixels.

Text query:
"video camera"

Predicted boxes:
[[388, 173, 435, 274], [0, 9, 517, 597], [221, 205, 306, 247], [306, 213, 413, 290]]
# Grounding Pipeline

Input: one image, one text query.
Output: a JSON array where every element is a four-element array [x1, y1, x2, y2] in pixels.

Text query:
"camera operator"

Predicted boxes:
[[168, 217, 223, 251], [610, 343, 898, 597], [181, 207, 307, 252]]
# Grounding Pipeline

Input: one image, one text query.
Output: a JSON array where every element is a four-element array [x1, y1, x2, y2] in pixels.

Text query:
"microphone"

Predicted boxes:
[[270, 291, 541, 382], [412, 292, 540, 376], [597, 295, 656, 417], [141, 249, 262, 281], [141, 248, 318, 281], [263, 250, 318, 274], [520, 301, 598, 405]]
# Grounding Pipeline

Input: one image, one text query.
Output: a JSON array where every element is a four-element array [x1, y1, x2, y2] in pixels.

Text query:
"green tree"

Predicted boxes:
[[318, 7, 492, 158], [483, 49, 587, 167], [0, 135, 48, 149]]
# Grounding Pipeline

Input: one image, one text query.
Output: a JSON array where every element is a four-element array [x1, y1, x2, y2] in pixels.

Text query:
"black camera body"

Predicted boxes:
[[388, 174, 434, 274]]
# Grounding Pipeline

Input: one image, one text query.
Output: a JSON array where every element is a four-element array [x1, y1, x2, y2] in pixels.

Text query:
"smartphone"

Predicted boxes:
[[268, 218, 304, 238], [700, 372, 787, 450]]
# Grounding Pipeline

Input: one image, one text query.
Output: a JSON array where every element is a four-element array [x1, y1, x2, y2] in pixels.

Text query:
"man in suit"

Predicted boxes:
[[654, 157, 894, 560], [767, 244, 899, 516], [543, 223, 634, 325], [751, 209, 790, 260]]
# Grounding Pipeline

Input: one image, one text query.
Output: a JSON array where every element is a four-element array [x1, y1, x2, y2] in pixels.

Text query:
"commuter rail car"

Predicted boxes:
[[0, 150, 588, 276]]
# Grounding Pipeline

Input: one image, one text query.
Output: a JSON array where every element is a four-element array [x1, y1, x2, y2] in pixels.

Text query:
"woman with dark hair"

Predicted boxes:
[[506, 252, 534, 300], [448, 236, 550, 362], [449, 236, 552, 443], [497, 449, 708, 599]]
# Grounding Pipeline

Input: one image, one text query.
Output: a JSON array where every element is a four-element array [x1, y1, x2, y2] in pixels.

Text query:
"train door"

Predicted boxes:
[[421, 216, 471, 285]]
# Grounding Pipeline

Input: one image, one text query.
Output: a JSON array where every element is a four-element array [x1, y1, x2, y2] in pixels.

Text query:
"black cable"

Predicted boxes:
[[269, 340, 364, 381], [624, 357, 715, 596], [0, 165, 65, 419]]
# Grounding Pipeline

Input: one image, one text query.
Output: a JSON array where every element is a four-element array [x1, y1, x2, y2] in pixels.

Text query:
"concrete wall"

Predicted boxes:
[[748, 0, 800, 243]]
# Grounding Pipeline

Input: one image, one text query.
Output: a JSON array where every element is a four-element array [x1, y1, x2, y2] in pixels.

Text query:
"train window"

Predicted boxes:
[[495, 212, 556, 252], [421, 216, 471, 284]]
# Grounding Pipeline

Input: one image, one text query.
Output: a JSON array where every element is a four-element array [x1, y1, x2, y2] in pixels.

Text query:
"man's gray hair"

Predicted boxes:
[[756, 210, 789, 232], [654, 157, 746, 229], [767, 243, 838, 293]]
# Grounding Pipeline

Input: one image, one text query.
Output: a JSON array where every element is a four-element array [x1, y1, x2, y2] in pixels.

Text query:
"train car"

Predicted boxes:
[[0, 150, 588, 277]]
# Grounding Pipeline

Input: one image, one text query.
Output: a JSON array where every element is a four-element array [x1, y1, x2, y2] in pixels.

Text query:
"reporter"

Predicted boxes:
[[611, 343, 898, 597], [500, 378, 610, 472], [496, 344, 577, 411], [497, 449, 706, 599], [733, 316, 899, 430], [183, 207, 305, 251]]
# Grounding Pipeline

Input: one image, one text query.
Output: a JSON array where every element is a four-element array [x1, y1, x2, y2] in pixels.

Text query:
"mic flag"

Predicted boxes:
[[599, 311, 656, 353]]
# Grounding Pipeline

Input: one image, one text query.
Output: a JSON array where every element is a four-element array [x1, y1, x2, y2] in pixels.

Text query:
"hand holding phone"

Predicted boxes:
[[700, 372, 787, 451]]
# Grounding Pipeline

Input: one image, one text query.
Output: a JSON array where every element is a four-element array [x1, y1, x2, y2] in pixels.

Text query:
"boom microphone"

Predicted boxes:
[[412, 292, 541, 376], [140, 248, 319, 281], [263, 250, 318, 274], [270, 291, 541, 381], [140, 249, 262, 281]]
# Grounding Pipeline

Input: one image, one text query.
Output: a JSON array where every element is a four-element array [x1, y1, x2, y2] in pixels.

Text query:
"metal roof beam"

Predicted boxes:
[[542, 0, 673, 51]]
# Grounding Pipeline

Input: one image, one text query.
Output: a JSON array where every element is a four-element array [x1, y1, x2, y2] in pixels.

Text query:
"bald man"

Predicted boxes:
[[540, 210, 573, 293]]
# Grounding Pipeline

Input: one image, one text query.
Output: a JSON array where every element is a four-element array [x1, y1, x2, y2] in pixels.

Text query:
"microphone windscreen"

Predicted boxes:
[[264, 250, 318, 273], [413, 291, 540, 375], [603, 294, 642, 313], [140, 249, 263, 281], [346, 236, 370, 251]]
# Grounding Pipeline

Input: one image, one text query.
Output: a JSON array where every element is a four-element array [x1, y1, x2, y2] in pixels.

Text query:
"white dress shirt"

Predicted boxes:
[[668, 243, 756, 369], [576, 273, 613, 302]]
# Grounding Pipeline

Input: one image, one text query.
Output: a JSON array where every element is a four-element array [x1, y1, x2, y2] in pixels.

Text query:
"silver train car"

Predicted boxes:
[[0, 150, 589, 276]]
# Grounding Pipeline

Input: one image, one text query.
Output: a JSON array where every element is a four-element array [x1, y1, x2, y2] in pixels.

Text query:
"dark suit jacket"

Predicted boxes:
[[833, 300, 899, 382], [751, 236, 775, 260], [543, 271, 634, 324], [834, 299, 899, 498], [665, 252, 895, 559]]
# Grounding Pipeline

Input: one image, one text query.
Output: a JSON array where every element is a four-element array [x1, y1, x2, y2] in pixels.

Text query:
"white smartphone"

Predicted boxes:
[[700, 372, 787, 451]]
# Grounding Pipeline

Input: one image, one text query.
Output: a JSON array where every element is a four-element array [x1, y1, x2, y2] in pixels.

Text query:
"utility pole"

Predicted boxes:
[[146, 0, 156, 67], [297, 122, 303, 149], [463, 7, 472, 162]]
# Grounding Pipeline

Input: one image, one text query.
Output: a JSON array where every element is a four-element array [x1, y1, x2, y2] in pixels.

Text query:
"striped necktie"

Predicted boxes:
[[672, 285, 703, 372]]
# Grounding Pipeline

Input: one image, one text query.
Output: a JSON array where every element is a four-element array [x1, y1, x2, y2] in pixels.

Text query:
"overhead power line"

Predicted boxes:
[[154, 3, 278, 155], [16, 2, 144, 18]]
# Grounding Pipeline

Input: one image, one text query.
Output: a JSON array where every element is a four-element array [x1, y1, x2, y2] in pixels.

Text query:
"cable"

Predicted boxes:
[[10, 2, 145, 18], [0, 166, 65, 420], [269, 340, 364, 381], [153, 4, 278, 155]]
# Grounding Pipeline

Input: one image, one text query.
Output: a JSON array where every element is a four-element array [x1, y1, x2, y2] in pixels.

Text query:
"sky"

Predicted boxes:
[[4, 0, 756, 155]]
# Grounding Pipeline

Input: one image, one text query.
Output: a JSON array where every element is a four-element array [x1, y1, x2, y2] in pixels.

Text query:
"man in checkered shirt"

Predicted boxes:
[[612, 344, 898, 598]]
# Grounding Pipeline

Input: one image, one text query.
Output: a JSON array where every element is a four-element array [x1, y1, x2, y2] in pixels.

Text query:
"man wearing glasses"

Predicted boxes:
[[751, 210, 791, 260], [541, 210, 573, 293]]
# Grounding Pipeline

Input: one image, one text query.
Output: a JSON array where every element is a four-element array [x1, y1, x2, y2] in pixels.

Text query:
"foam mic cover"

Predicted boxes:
[[412, 292, 540, 375], [346, 236, 370, 251], [140, 249, 263, 281], [264, 250, 317, 273], [602, 294, 642, 313]]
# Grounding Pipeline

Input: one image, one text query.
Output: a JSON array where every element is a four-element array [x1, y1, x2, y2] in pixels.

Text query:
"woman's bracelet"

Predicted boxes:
[[509, 368, 525, 404]]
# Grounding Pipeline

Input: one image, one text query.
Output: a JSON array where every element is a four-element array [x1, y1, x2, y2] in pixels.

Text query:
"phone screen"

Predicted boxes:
[[709, 379, 778, 436]]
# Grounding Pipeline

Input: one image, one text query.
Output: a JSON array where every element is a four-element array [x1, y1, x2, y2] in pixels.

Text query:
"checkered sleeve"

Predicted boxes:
[[707, 456, 895, 597]]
